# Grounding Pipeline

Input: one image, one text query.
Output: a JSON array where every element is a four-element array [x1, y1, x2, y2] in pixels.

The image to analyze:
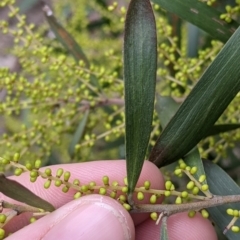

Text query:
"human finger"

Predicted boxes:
[[2, 160, 164, 233], [135, 212, 217, 240], [6, 195, 135, 240]]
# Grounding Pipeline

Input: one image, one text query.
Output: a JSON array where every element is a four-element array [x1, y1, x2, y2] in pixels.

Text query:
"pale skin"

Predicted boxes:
[[1, 160, 217, 240]]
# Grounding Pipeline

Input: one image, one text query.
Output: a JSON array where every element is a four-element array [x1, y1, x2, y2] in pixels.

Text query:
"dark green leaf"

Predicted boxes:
[[203, 160, 240, 240], [0, 174, 55, 212], [204, 124, 240, 138], [152, 0, 239, 42], [19, 0, 39, 13], [155, 95, 179, 129], [155, 95, 207, 183], [68, 110, 89, 158], [160, 216, 169, 240], [184, 148, 208, 186], [42, 3, 89, 65], [150, 26, 240, 167], [156, 96, 240, 139], [124, 0, 157, 194], [187, 23, 200, 57]]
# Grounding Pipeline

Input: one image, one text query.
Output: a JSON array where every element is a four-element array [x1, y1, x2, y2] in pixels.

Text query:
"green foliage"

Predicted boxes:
[[1, 0, 240, 239], [124, 0, 157, 196], [0, 0, 239, 168]]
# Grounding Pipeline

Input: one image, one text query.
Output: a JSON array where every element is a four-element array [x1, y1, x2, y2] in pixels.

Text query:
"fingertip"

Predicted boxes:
[[167, 212, 217, 240], [135, 212, 217, 240], [6, 195, 135, 240]]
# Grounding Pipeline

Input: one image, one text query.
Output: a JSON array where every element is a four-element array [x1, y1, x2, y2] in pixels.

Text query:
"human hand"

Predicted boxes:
[[1, 160, 217, 240]]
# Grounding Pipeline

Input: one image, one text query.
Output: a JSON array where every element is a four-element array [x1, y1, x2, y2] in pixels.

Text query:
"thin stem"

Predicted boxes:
[[131, 195, 240, 216], [1, 200, 43, 214], [224, 216, 238, 234], [183, 170, 212, 198]]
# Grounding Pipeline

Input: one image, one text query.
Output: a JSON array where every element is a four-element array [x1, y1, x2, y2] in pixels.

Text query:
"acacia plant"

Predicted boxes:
[[1, 0, 240, 239]]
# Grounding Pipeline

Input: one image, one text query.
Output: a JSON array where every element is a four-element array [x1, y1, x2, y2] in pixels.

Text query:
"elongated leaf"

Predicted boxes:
[[155, 95, 179, 129], [160, 216, 169, 240], [187, 23, 200, 58], [184, 148, 208, 187], [152, 0, 239, 42], [68, 110, 89, 158], [150, 26, 240, 167], [42, 3, 89, 65], [19, 0, 39, 13], [0, 174, 55, 212], [124, 0, 157, 195], [204, 124, 240, 138], [156, 95, 240, 138], [203, 160, 240, 240], [155, 95, 207, 184]]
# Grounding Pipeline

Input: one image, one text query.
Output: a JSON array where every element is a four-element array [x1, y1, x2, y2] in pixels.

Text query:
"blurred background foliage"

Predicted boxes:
[[0, 0, 240, 180]]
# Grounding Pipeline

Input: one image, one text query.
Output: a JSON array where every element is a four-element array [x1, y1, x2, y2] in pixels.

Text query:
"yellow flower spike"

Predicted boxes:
[[124, 177, 128, 186], [175, 196, 182, 204], [55, 179, 62, 187], [56, 168, 63, 178], [102, 176, 109, 186], [199, 175, 206, 183], [89, 181, 96, 188], [63, 171, 71, 182], [111, 181, 119, 187], [181, 191, 188, 198], [30, 217, 37, 223], [174, 169, 182, 175], [30, 170, 38, 178], [73, 179, 80, 186], [108, 6, 114, 11], [74, 192, 82, 199], [190, 167, 198, 175], [25, 163, 33, 171], [164, 191, 171, 197], [110, 191, 117, 198], [44, 168, 52, 176], [123, 203, 131, 211], [14, 168, 23, 176], [99, 187, 107, 195], [0, 158, 10, 165], [122, 186, 128, 193], [201, 184, 209, 191], [137, 192, 144, 201], [231, 226, 240, 233], [13, 152, 20, 162], [30, 177, 37, 183], [119, 195, 127, 203], [170, 184, 175, 191], [120, 6, 126, 14], [226, 208, 234, 215], [186, 181, 195, 190], [233, 210, 239, 217], [179, 162, 187, 169], [34, 159, 41, 169], [81, 185, 89, 192], [150, 212, 158, 221], [185, 166, 191, 171], [44, 179, 51, 189], [0, 214, 6, 224], [188, 210, 196, 218], [149, 194, 157, 204], [165, 180, 172, 190], [0, 229, 5, 239], [201, 209, 209, 218], [192, 186, 199, 195], [62, 186, 69, 193], [144, 180, 151, 190]]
